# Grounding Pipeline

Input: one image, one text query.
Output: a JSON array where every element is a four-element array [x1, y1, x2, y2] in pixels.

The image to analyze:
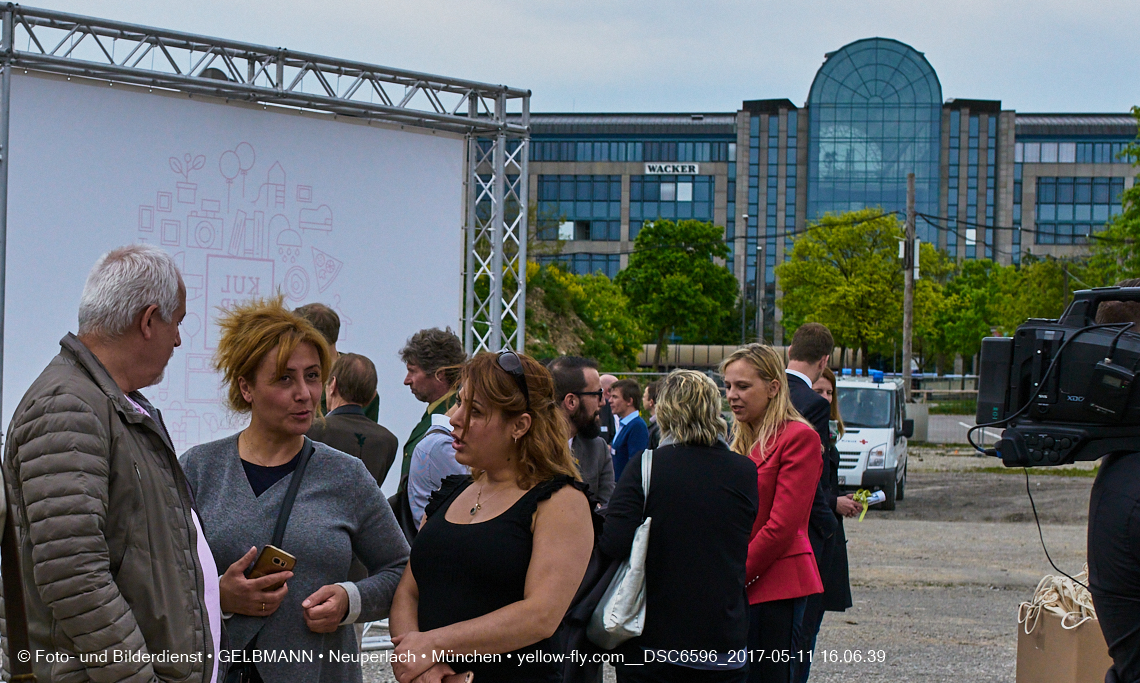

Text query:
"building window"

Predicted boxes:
[[784, 110, 798, 262], [530, 139, 733, 163], [1013, 161, 1022, 264], [966, 115, 979, 259], [537, 253, 621, 279], [765, 115, 778, 283], [947, 109, 960, 258], [1015, 141, 1132, 164], [806, 39, 942, 230], [1033, 177, 1125, 245], [536, 175, 621, 241], [984, 115, 996, 259], [629, 175, 715, 239]]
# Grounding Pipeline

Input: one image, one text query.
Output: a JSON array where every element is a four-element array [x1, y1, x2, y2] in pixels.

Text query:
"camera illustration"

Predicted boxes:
[[187, 202, 224, 250]]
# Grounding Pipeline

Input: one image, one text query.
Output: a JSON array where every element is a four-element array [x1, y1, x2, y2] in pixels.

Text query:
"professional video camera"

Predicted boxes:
[[975, 287, 1140, 468]]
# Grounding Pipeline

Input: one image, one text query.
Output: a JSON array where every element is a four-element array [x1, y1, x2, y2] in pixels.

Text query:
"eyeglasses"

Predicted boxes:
[[573, 390, 604, 399], [496, 350, 531, 411]]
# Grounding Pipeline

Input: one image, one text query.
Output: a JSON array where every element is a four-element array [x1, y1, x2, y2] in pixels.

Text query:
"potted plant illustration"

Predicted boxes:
[[171, 153, 207, 204]]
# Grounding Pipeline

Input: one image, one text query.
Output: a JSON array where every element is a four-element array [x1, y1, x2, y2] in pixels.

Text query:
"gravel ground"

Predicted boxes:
[[365, 446, 1098, 683]]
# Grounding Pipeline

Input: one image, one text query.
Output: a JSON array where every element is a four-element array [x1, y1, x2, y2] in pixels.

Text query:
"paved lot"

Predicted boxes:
[[365, 447, 1099, 683], [924, 413, 998, 445]]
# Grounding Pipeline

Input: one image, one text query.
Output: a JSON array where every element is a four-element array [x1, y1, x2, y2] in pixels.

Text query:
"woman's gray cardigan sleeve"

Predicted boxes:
[[343, 456, 409, 622]]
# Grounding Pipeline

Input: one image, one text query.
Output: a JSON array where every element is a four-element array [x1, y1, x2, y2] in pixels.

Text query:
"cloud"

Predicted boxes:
[[44, 0, 1140, 112]]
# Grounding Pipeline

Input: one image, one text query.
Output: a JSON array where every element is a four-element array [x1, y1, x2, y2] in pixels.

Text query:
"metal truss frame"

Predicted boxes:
[[464, 103, 529, 355], [0, 5, 530, 413]]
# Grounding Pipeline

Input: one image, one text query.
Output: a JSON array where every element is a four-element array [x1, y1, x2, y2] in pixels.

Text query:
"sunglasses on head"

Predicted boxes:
[[496, 350, 531, 411]]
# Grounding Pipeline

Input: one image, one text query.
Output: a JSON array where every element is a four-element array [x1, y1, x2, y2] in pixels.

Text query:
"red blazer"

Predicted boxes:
[[745, 420, 824, 604]]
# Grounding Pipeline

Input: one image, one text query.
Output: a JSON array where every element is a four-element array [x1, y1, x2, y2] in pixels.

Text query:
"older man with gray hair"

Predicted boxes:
[[3, 244, 219, 682]]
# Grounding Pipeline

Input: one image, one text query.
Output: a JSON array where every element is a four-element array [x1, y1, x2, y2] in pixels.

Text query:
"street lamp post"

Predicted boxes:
[[755, 244, 765, 344], [740, 214, 749, 344]]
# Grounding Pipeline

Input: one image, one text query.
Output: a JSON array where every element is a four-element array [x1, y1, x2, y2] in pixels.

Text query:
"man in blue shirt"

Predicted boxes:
[[609, 378, 649, 482]]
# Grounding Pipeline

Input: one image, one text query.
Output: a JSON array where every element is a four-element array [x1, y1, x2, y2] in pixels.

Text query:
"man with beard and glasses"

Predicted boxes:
[[550, 356, 615, 510]]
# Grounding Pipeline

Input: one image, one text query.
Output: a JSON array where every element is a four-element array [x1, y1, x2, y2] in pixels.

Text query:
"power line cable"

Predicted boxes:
[[540, 211, 905, 257]]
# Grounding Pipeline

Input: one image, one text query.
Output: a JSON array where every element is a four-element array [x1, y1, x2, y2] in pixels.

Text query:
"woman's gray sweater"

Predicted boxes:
[[180, 434, 409, 683]]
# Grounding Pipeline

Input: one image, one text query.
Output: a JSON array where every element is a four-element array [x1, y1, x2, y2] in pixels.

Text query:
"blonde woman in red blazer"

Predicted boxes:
[[722, 343, 823, 683]]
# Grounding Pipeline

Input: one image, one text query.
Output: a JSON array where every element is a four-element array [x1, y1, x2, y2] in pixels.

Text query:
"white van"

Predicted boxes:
[[834, 375, 913, 510]]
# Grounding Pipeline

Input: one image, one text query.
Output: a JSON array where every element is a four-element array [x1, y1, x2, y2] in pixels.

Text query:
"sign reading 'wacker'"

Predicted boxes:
[[644, 163, 699, 175]]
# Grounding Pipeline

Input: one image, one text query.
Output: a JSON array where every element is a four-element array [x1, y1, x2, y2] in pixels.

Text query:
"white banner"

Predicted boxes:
[[5, 73, 465, 493]]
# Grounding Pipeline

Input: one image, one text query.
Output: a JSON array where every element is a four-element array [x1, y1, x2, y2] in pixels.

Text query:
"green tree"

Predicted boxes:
[[1087, 106, 1140, 282], [524, 262, 645, 370], [576, 271, 647, 369], [928, 256, 1070, 366], [776, 209, 905, 371], [911, 242, 953, 370], [615, 219, 738, 368], [931, 259, 1002, 361], [992, 256, 1069, 332]]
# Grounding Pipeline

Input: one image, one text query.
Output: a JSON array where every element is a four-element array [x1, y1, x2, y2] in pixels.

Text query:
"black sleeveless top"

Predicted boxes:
[[411, 474, 587, 682]]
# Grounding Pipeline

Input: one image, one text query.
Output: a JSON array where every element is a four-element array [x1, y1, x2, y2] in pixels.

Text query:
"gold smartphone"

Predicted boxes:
[[247, 544, 296, 587]]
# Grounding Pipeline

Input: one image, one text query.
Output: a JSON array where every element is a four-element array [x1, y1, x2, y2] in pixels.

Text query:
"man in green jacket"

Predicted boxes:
[[397, 327, 467, 487]]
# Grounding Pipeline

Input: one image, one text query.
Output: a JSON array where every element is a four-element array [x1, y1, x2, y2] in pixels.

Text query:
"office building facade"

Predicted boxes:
[[527, 38, 1137, 343]]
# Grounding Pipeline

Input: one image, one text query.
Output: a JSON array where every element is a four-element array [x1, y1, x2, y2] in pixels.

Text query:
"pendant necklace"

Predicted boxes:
[[470, 483, 506, 516]]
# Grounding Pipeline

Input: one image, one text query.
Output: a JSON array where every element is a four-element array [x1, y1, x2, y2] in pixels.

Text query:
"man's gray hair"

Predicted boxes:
[[78, 244, 183, 339]]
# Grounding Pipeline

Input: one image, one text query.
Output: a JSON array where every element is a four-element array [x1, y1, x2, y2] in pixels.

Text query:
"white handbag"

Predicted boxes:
[[587, 449, 653, 650]]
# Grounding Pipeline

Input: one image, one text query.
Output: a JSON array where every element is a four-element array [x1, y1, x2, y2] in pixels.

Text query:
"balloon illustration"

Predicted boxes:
[[219, 151, 240, 212], [235, 142, 256, 196]]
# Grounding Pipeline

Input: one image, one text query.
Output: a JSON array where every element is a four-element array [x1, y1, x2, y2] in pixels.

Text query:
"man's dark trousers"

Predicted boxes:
[[786, 372, 837, 681]]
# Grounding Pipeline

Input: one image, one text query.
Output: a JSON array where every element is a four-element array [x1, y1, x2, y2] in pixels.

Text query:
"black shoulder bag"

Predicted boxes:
[[387, 475, 419, 546], [225, 437, 315, 683]]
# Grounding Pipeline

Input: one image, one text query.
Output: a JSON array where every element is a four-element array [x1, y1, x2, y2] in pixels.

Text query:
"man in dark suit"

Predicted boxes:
[[549, 356, 615, 510], [295, 302, 381, 421], [307, 352, 398, 488], [598, 373, 619, 445], [610, 379, 649, 482], [785, 323, 838, 682]]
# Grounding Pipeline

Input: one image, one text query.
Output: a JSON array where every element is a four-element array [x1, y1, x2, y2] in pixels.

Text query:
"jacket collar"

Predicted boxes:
[[658, 434, 731, 450], [427, 389, 457, 415], [59, 333, 177, 454], [328, 404, 367, 418], [786, 368, 814, 389]]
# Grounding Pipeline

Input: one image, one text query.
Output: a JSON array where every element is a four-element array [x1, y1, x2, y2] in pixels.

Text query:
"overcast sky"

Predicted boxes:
[[41, 0, 1140, 114]]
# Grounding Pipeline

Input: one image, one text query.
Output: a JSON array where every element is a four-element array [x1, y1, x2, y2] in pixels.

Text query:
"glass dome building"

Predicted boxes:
[[807, 38, 942, 242]]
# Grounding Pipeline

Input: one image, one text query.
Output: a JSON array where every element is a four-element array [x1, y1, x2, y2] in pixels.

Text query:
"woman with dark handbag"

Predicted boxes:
[[598, 370, 759, 683], [389, 351, 595, 683], [181, 298, 409, 683], [721, 344, 823, 683]]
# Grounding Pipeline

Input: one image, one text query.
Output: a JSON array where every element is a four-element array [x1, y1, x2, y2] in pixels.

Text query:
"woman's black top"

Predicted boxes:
[[240, 447, 302, 497], [412, 473, 588, 682], [598, 442, 760, 656]]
